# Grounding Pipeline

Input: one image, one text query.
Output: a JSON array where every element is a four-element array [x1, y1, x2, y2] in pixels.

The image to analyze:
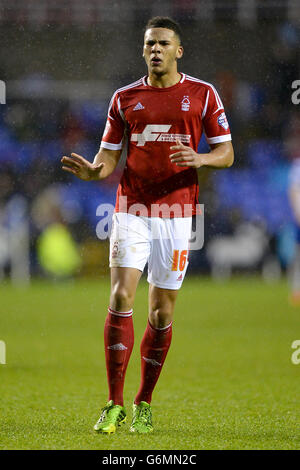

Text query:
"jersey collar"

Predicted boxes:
[[142, 73, 186, 89]]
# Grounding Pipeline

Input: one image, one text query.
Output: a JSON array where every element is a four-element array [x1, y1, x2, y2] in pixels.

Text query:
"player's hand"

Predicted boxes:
[[61, 153, 104, 181], [169, 139, 206, 168]]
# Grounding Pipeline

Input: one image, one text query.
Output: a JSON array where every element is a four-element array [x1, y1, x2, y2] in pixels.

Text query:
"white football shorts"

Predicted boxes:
[[109, 212, 192, 290]]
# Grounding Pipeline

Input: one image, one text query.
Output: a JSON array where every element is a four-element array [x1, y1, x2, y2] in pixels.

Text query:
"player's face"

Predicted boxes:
[[143, 28, 183, 76]]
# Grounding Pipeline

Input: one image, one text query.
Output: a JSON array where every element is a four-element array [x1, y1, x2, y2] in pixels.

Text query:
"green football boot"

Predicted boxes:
[[93, 400, 126, 435], [130, 401, 153, 434]]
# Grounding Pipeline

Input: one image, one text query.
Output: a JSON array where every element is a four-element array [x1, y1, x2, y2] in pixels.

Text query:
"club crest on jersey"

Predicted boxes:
[[131, 124, 191, 147], [181, 95, 190, 111], [217, 112, 229, 131]]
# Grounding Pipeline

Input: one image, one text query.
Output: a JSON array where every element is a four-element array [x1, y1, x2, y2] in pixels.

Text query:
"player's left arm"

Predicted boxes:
[[169, 139, 234, 169]]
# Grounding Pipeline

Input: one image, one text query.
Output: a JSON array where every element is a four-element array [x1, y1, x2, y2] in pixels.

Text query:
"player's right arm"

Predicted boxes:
[[61, 148, 122, 181]]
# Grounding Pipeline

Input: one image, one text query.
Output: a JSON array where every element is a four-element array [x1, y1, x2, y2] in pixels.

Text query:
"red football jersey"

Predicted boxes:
[[101, 73, 231, 217]]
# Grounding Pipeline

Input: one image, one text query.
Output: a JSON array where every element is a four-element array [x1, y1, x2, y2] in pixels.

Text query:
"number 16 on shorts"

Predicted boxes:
[[172, 250, 188, 272]]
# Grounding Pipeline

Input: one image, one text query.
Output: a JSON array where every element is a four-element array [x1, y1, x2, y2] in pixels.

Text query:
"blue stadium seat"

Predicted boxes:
[[15, 142, 41, 171], [73, 101, 107, 133], [0, 140, 19, 165], [68, 139, 99, 160], [0, 125, 14, 144], [214, 162, 292, 235], [41, 140, 63, 162], [68, 180, 117, 227], [247, 139, 284, 168]]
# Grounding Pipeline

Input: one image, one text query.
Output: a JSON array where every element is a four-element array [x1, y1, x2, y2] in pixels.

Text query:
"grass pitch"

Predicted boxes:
[[0, 276, 299, 450]]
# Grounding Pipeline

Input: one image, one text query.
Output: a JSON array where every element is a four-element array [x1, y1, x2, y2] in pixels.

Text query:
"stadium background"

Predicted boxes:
[[0, 0, 299, 280], [0, 0, 299, 450]]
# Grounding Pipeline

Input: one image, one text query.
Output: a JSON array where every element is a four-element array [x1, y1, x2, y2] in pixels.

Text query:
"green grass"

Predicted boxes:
[[0, 276, 299, 449]]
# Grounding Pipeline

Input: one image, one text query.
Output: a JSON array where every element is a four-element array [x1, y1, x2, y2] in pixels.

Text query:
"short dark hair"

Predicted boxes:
[[144, 16, 182, 44]]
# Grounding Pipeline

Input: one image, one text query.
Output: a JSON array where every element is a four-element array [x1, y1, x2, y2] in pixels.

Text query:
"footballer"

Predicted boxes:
[[61, 16, 234, 434]]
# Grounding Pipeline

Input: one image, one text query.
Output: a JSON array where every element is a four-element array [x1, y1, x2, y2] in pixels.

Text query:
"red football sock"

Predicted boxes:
[[135, 320, 172, 405], [104, 307, 134, 406]]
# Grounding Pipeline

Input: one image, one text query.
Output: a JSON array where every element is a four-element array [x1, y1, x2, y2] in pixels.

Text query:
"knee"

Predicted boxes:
[[149, 308, 173, 329], [110, 285, 134, 311]]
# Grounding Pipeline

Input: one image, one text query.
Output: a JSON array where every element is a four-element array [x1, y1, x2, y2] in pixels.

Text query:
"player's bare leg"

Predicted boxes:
[[130, 285, 178, 433], [148, 284, 178, 328], [94, 267, 142, 434], [110, 267, 142, 312]]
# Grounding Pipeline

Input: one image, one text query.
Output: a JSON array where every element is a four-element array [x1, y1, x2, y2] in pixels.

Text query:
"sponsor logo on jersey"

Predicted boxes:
[[177, 273, 183, 281], [108, 343, 128, 350], [131, 124, 191, 147], [217, 112, 229, 131], [133, 102, 145, 111], [142, 356, 162, 367], [181, 95, 190, 111]]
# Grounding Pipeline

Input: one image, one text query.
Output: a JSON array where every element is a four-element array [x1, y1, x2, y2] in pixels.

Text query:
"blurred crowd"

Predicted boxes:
[[0, 14, 299, 280]]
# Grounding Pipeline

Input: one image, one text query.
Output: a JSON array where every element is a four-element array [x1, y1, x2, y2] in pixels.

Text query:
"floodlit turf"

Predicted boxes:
[[0, 276, 299, 450]]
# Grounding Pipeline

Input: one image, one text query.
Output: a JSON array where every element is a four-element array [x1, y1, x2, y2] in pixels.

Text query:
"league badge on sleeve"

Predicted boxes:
[[217, 112, 229, 131]]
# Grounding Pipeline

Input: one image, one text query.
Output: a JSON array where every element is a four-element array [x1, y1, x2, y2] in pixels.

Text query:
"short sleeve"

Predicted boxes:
[[100, 92, 125, 151], [202, 85, 232, 145]]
